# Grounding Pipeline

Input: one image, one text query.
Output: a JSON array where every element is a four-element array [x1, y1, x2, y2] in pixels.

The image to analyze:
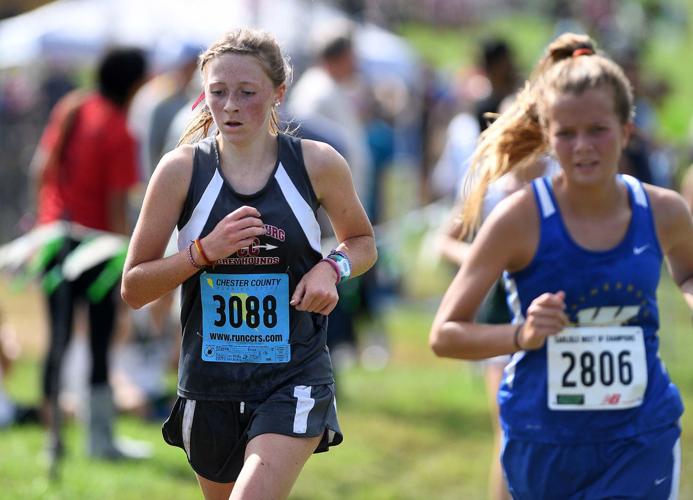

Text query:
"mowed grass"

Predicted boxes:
[[2, 267, 693, 499], [0, 278, 492, 499]]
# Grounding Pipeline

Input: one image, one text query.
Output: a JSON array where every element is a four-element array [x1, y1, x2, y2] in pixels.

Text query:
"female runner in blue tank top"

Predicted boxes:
[[430, 32, 693, 499], [122, 29, 376, 500]]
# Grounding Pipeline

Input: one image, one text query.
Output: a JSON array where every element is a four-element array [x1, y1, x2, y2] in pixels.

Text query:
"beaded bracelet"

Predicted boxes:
[[193, 238, 213, 267], [187, 242, 205, 270]]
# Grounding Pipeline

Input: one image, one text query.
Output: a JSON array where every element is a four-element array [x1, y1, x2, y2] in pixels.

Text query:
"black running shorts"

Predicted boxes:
[[162, 382, 342, 483]]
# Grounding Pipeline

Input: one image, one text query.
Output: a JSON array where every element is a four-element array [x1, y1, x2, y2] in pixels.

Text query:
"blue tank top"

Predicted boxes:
[[500, 175, 683, 443]]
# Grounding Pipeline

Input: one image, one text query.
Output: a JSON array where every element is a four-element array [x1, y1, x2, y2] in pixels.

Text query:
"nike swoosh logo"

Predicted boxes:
[[633, 245, 649, 255], [654, 477, 667, 486]]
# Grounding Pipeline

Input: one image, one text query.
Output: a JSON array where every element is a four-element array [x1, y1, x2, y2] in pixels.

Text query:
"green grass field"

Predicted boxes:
[[2, 265, 693, 499]]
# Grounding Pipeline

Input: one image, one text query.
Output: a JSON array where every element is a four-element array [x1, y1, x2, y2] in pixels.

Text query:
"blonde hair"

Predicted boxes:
[[179, 28, 291, 145], [459, 33, 634, 239]]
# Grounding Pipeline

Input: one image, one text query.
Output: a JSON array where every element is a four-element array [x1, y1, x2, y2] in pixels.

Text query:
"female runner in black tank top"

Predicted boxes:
[[122, 29, 376, 500]]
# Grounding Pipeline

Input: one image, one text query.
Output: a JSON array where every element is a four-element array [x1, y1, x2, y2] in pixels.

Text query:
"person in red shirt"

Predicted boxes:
[[36, 92, 139, 232], [30, 47, 147, 461]]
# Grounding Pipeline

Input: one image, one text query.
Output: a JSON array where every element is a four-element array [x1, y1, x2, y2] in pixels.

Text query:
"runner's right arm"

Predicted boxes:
[[429, 188, 567, 359]]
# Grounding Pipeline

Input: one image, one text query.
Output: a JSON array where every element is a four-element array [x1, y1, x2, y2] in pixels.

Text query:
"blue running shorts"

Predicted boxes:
[[502, 423, 680, 499]]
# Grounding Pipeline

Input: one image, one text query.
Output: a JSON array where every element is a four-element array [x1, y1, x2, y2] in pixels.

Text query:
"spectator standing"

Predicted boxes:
[[30, 47, 148, 460], [287, 20, 372, 205], [431, 37, 518, 200]]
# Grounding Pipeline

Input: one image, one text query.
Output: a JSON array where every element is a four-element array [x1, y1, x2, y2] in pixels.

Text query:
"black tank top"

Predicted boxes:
[[175, 134, 333, 400]]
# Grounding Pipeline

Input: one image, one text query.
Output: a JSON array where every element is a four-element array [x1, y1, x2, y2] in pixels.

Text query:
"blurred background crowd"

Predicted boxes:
[[0, 0, 692, 497], [1, 0, 691, 243]]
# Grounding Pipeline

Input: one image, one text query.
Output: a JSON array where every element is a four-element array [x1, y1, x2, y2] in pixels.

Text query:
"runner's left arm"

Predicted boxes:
[[289, 140, 376, 315], [649, 185, 693, 311]]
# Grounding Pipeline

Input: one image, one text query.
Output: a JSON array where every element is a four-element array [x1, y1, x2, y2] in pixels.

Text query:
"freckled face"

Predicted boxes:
[[204, 53, 283, 142], [545, 86, 631, 187]]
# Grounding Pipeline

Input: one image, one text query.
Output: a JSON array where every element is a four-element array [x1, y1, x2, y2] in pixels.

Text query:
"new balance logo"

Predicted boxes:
[[602, 393, 621, 405], [633, 245, 649, 255]]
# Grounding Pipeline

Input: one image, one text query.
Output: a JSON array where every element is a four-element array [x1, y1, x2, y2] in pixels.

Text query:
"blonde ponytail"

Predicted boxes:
[[458, 33, 608, 239], [459, 82, 545, 238]]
